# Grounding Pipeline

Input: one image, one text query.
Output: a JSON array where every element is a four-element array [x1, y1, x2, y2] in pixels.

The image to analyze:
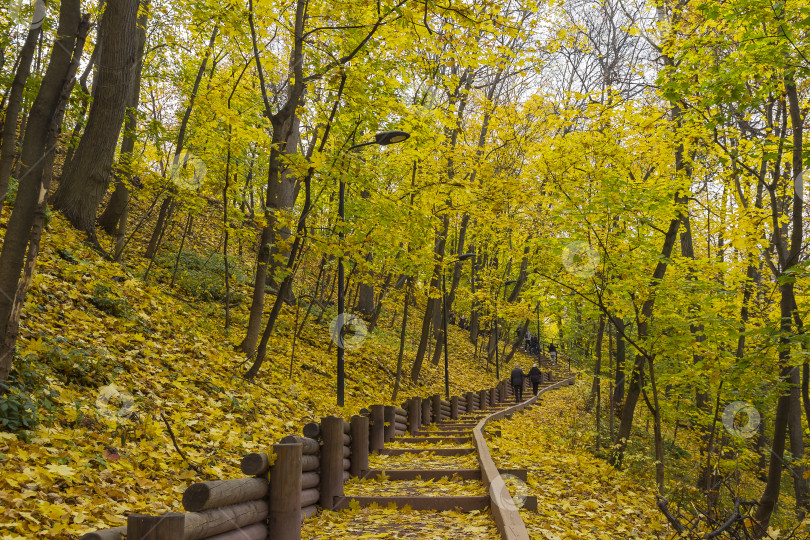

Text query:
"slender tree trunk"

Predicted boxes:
[[0, 2, 88, 381], [0, 2, 44, 208], [410, 214, 449, 382], [143, 24, 218, 260], [392, 279, 411, 401], [586, 315, 605, 413], [612, 316, 625, 417]]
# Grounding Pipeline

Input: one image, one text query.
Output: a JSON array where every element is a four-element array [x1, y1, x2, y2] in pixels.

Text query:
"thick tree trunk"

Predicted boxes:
[[51, 0, 140, 238], [0, 1, 87, 382], [98, 1, 149, 241]]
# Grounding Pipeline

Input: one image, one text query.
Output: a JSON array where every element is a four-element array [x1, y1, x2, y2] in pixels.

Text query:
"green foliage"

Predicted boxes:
[[0, 356, 46, 433], [39, 337, 116, 389], [89, 284, 132, 318], [155, 250, 248, 303], [0, 383, 39, 432], [4, 177, 17, 206]]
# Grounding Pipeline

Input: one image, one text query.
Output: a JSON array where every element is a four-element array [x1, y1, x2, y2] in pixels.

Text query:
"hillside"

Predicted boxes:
[[0, 213, 499, 539]]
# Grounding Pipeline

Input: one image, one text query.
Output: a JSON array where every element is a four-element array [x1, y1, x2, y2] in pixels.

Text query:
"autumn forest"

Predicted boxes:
[[1, 0, 809, 538]]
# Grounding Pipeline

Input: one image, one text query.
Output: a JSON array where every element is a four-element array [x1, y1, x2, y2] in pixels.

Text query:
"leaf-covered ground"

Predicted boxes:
[[488, 381, 668, 539], [0, 214, 500, 539]]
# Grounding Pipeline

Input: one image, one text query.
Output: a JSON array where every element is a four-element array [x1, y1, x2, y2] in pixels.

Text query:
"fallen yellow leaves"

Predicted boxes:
[[488, 382, 668, 539]]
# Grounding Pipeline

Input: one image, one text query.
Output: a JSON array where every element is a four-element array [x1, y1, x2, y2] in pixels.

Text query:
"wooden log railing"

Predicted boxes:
[[80, 375, 533, 540]]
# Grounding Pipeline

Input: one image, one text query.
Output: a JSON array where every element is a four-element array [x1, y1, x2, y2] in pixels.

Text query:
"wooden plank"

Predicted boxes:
[[378, 447, 474, 456], [393, 436, 471, 444], [333, 495, 489, 512], [361, 468, 527, 481]]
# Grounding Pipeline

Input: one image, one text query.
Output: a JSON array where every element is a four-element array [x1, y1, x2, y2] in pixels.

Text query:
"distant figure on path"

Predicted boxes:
[[528, 364, 541, 395], [548, 342, 557, 365], [510, 364, 526, 403]]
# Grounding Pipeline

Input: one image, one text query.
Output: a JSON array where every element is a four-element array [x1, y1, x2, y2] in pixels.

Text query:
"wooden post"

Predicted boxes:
[[369, 405, 385, 452], [489, 387, 496, 407], [421, 396, 431, 425], [451, 396, 459, 420], [350, 414, 369, 477], [269, 443, 302, 539], [407, 397, 420, 435], [431, 394, 441, 422], [478, 389, 487, 409], [465, 391, 475, 411], [319, 416, 344, 510], [384, 406, 396, 442], [128, 513, 184, 540]]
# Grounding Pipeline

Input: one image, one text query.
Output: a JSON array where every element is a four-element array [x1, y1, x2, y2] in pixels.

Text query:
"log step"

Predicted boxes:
[[378, 447, 475, 456], [362, 468, 529, 481], [414, 430, 500, 437], [334, 495, 489, 512], [393, 436, 472, 443], [334, 495, 538, 512]]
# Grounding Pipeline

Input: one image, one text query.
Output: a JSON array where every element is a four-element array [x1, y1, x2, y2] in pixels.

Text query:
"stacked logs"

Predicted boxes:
[[439, 398, 451, 420], [478, 389, 488, 410]]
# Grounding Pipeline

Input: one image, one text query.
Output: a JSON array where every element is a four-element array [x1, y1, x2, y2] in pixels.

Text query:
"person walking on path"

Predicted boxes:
[[528, 364, 541, 395], [510, 364, 526, 403], [548, 342, 557, 365]]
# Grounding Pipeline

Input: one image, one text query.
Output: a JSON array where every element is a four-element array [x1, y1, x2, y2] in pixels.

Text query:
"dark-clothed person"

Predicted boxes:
[[510, 365, 526, 403], [528, 364, 542, 395]]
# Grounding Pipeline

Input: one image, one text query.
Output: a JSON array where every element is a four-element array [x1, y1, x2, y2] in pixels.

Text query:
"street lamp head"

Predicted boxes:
[[457, 252, 475, 261], [375, 130, 410, 145], [505, 279, 518, 285]]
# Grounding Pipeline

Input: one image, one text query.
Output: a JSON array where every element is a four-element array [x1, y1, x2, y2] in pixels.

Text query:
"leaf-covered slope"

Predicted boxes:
[[0, 213, 498, 539]]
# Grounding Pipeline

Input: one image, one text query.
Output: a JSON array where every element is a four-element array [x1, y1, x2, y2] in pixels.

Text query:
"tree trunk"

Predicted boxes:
[[98, 0, 149, 241], [0, 3, 44, 209], [410, 214, 449, 382], [51, 0, 140, 239], [612, 316, 625, 416], [391, 279, 411, 401], [0, 1, 88, 381], [586, 315, 605, 413]]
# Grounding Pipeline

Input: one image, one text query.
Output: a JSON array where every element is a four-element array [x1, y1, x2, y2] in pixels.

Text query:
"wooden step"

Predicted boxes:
[[378, 447, 475, 456], [394, 436, 472, 443], [334, 495, 489, 512], [333, 494, 538, 512], [362, 468, 529, 481], [414, 429, 500, 437]]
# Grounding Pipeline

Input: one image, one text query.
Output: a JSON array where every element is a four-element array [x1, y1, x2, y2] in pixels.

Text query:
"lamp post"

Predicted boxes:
[[493, 279, 518, 380], [337, 131, 410, 407], [442, 252, 475, 399]]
